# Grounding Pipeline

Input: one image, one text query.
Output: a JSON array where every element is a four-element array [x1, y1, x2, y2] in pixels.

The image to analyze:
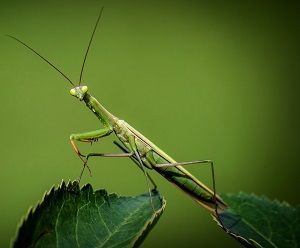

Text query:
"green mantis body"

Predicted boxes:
[[69, 86, 227, 213], [9, 8, 227, 216]]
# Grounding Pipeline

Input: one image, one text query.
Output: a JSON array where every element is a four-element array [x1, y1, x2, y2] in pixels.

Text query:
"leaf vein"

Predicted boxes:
[[100, 201, 147, 247], [55, 200, 65, 248], [75, 201, 91, 247]]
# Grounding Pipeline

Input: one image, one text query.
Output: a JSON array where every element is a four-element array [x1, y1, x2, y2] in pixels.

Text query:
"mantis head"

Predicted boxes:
[[70, 85, 89, 101]]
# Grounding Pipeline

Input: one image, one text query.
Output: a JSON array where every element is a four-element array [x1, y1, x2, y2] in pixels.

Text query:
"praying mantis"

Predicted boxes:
[[8, 7, 227, 218]]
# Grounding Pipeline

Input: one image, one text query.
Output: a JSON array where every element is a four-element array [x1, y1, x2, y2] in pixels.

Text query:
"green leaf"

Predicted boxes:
[[217, 192, 300, 248], [13, 181, 166, 248]]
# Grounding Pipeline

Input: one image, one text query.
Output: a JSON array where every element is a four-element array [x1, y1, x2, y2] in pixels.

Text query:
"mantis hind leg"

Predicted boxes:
[[145, 151, 226, 221], [153, 159, 216, 205]]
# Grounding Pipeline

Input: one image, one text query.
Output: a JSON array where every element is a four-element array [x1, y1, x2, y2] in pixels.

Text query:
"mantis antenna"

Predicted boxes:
[[8, 6, 104, 87], [79, 7, 104, 85], [6, 34, 75, 86]]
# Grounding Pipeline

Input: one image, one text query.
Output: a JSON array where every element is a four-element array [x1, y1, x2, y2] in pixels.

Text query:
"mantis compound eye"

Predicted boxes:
[[81, 85, 88, 93], [70, 88, 76, 96]]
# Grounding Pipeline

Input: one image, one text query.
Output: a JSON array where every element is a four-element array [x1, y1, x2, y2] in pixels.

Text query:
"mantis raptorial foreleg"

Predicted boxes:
[[70, 127, 112, 179], [70, 127, 112, 157]]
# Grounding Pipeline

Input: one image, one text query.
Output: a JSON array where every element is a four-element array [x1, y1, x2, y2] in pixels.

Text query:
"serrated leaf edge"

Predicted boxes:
[[10, 179, 71, 247], [11, 180, 166, 248]]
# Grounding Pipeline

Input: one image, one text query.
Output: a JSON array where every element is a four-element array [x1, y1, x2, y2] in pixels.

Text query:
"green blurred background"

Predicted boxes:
[[0, 0, 299, 247]]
